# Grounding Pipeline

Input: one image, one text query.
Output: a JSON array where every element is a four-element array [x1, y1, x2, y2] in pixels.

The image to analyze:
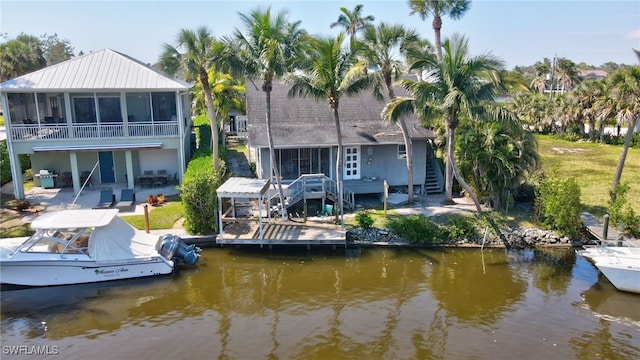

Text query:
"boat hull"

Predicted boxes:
[[595, 263, 640, 294], [578, 247, 640, 294], [1, 258, 174, 287]]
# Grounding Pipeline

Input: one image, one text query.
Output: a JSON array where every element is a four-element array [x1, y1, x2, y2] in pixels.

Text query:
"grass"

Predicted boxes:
[[535, 134, 639, 218], [120, 195, 183, 230]]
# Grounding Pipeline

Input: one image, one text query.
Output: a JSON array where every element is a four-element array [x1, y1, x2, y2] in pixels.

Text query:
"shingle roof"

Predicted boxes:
[[0, 49, 192, 91], [246, 80, 433, 148]]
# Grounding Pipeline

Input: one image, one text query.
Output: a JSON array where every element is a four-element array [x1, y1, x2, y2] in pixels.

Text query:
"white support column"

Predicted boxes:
[[218, 197, 224, 241], [120, 92, 129, 136], [69, 152, 80, 195], [1, 94, 25, 199], [63, 93, 73, 137], [125, 150, 134, 188], [258, 193, 264, 241]]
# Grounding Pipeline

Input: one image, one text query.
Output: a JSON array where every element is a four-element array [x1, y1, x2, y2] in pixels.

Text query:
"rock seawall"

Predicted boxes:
[[348, 226, 582, 248]]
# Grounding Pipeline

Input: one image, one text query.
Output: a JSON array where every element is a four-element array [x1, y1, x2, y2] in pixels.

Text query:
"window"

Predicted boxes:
[[98, 94, 122, 123], [126, 93, 151, 122], [152, 92, 176, 121], [398, 144, 407, 159], [72, 95, 97, 123]]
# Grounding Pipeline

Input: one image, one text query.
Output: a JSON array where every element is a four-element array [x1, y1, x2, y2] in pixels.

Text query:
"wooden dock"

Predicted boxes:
[[581, 211, 632, 246], [217, 220, 346, 246]]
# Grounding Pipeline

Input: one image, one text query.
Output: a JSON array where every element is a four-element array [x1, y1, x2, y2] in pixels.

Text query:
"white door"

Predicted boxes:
[[343, 146, 360, 180]]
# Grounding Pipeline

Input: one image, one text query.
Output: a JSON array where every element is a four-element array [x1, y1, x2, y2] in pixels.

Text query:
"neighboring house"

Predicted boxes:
[[0, 49, 193, 199], [244, 80, 442, 209], [578, 69, 608, 80]]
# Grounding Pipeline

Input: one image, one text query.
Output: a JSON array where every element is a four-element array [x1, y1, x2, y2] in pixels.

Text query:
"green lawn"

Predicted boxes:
[[535, 134, 639, 217]]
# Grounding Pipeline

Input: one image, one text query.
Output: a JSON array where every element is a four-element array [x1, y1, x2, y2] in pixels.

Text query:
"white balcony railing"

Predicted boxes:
[[10, 122, 180, 141]]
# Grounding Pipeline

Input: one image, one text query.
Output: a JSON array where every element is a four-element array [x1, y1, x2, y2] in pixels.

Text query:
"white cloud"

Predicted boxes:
[[626, 29, 640, 39]]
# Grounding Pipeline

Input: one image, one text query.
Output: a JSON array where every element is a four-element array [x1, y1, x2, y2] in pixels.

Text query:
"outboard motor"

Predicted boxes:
[[157, 234, 201, 265]]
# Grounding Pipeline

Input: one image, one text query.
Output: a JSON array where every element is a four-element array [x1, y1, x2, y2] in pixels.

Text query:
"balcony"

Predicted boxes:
[[10, 122, 180, 142]]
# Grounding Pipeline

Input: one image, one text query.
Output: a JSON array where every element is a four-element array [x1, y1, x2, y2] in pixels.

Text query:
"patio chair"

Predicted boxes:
[[317, 203, 334, 223], [115, 188, 136, 212], [93, 189, 115, 209]]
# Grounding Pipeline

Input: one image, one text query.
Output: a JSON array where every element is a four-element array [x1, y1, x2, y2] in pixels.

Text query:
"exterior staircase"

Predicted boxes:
[[424, 143, 444, 194], [268, 174, 355, 213]]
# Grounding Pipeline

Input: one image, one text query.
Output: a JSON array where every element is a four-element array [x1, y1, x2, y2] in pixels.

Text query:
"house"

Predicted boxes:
[[0, 49, 193, 199], [244, 80, 442, 209]]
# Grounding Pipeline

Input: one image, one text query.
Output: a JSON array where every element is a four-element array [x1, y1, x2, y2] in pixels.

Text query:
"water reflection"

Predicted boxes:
[[425, 249, 526, 325], [1, 247, 638, 359]]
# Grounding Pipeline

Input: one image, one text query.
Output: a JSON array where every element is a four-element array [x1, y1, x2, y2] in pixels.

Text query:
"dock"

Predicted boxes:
[[216, 220, 346, 246], [581, 211, 638, 246]]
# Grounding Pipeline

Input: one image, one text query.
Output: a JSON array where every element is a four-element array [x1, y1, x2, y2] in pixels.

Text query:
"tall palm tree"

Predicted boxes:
[[227, 7, 307, 218], [360, 22, 420, 202], [160, 26, 223, 172], [330, 4, 375, 52], [287, 34, 375, 229], [383, 35, 504, 212], [408, 0, 471, 61], [608, 66, 640, 195]]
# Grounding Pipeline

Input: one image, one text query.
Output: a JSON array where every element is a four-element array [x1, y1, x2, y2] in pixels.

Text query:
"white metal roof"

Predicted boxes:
[[217, 177, 271, 198], [0, 49, 192, 91], [31, 209, 119, 229]]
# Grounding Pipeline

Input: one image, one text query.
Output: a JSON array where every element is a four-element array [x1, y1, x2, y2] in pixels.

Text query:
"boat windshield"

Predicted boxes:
[[19, 228, 91, 254]]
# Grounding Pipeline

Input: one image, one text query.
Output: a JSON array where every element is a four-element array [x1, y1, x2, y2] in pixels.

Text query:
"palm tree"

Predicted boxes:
[[408, 0, 471, 61], [227, 7, 307, 219], [330, 4, 375, 52], [0, 33, 46, 81], [159, 26, 223, 172], [457, 119, 539, 210], [383, 35, 504, 212], [192, 70, 245, 134], [608, 66, 640, 195], [360, 22, 420, 202], [287, 34, 375, 229]]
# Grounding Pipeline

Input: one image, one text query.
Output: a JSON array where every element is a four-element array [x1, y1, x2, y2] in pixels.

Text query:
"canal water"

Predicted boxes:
[[1, 247, 638, 359]]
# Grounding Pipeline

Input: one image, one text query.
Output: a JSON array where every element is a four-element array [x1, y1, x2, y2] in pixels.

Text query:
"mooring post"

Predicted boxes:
[[144, 204, 150, 234], [602, 214, 609, 245]]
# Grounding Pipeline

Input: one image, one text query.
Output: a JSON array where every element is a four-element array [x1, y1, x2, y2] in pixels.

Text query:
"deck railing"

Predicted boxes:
[[10, 122, 180, 141], [268, 174, 355, 211]]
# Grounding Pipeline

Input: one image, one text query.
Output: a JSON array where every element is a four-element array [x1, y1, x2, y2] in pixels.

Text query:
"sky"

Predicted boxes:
[[1, 0, 639, 70]]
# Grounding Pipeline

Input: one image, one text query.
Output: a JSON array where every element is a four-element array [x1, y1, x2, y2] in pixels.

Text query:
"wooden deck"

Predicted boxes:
[[217, 220, 347, 246], [581, 211, 632, 245]]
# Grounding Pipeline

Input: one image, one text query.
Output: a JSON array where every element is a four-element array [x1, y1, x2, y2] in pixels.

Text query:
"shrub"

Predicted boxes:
[[0, 141, 10, 185], [621, 208, 640, 238], [534, 174, 582, 237], [386, 215, 446, 244], [444, 215, 479, 241], [609, 183, 640, 237], [354, 211, 374, 229], [180, 152, 224, 235]]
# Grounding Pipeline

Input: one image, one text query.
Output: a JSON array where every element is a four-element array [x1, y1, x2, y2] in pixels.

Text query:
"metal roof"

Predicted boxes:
[[0, 49, 192, 91], [217, 177, 271, 198]]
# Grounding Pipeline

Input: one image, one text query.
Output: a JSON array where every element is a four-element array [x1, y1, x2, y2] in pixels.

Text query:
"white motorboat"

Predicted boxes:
[[0, 209, 200, 287], [578, 246, 640, 294]]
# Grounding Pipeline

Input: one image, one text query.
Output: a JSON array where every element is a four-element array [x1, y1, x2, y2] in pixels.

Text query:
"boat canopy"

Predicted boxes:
[[89, 216, 162, 262], [31, 209, 120, 229]]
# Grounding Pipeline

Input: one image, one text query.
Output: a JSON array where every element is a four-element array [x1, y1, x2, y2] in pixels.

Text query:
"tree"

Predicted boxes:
[[360, 22, 419, 202], [159, 26, 224, 172], [383, 34, 504, 212], [608, 66, 640, 195], [228, 7, 308, 218], [408, 0, 471, 61], [0, 33, 46, 81], [192, 70, 245, 130], [40, 33, 74, 66], [330, 4, 375, 52], [456, 118, 539, 210], [287, 34, 375, 229]]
